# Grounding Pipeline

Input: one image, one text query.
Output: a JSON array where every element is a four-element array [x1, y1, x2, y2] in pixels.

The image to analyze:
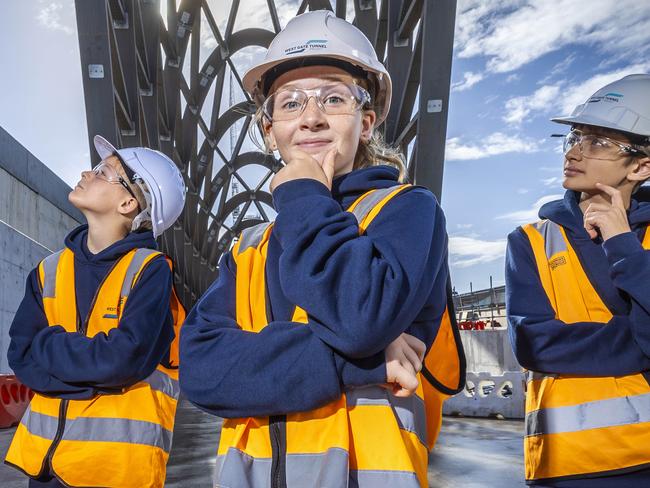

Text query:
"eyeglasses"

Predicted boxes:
[[92, 161, 140, 207], [262, 82, 371, 122], [564, 129, 643, 161]]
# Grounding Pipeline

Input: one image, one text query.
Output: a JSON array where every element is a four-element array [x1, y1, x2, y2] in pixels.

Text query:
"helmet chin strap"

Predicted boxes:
[[130, 178, 153, 232]]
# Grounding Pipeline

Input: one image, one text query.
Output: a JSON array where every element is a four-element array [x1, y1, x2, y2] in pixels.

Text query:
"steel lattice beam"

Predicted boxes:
[[75, 0, 456, 307]]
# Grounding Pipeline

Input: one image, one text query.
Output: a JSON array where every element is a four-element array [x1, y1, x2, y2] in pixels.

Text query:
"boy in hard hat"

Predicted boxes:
[[5, 136, 187, 488], [180, 10, 464, 488], [506, 74, 650, 487]]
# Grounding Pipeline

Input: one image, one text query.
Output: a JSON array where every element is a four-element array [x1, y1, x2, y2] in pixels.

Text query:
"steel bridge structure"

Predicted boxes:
[[74, 0, 456, 306]]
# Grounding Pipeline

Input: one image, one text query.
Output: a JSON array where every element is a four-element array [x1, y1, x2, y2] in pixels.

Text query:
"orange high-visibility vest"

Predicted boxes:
[[5, 247, 185, 488], [217, 184, 465, 488], [521, 220, 650, 483]]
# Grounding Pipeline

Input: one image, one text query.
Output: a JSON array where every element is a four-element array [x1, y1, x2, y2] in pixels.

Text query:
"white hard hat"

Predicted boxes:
[[552, 74, 650, 141], [93, 135, 186, 238], [242, 10, 392, 124]]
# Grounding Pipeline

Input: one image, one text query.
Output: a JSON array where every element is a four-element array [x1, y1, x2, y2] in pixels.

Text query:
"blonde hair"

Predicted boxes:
[[354, 131, 407, 181]]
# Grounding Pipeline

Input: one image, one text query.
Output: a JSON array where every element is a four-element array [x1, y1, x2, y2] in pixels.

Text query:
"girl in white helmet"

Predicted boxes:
[[181, 10, 463, 488], [506, 74, 650, 487], [5, 138, 187, 488]]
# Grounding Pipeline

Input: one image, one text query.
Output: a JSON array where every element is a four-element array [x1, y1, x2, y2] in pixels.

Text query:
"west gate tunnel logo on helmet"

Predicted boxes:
[[587, 92, 624, 104], [284, 39, 328, 55]]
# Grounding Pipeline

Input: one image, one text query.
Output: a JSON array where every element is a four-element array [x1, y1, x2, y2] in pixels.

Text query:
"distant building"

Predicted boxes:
[[453, 284, 506, 329]]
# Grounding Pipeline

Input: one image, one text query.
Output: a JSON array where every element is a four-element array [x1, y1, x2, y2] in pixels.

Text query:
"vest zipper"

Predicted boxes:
[[42, 399, 69, 474], [77, 258, 123, 335], [269, 415, 287, 488], [264, 260, 287, 488]]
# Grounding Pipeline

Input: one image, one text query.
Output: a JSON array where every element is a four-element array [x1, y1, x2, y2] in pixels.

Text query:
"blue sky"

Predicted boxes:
[[1, 0, 649, 292]]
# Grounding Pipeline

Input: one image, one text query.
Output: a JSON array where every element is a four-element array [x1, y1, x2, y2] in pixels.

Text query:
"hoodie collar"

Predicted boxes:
[[331, 165, 401, 209], [65, 224, 158, 265], [539, 189, 650, 238]]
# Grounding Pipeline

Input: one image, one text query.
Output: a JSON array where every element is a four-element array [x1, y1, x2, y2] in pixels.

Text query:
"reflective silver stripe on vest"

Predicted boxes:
[[532, 220, 567, 259], [238, 222, 272, 252], [23, 408, 173, 452], [142, 369, 180, 399], [21, 405, 58, 440], [286, 448, 349, 487], [350, 185, 406, 224], [214, 449, 270, 488], [346, 386, 427, 448], [214, 447, 351, 488], [41, 250, 64, 298], [525, 371, 557, 383], [526, 392, 650, 437], [121, 248, 160, 298], [350, 469, 420, 488]]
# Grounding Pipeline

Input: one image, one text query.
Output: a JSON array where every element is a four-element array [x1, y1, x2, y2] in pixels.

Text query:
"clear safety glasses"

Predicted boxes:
[[92, 161, 140, 204], [563, 129, 643, 161], [262, 82, 371, 122]]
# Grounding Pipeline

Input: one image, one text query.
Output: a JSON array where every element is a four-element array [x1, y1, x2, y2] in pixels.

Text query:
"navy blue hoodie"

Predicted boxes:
[[506, 188, 650, 486], [8, 225, 175, 399], [180, 165, 449, 418]]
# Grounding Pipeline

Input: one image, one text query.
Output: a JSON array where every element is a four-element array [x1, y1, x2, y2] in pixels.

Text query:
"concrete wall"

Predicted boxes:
[[0, 222, 53, 373], [0, 127, 83, 374]]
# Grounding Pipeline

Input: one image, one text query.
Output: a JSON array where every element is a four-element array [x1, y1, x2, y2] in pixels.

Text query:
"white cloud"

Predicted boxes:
[[456, 0, 650, 75], [496, 194, 563, 224], [538, 53, 576, 85], [505, 73, 520, 83], [230, 0, 299, 32], [449, 236, 507, 268], [516, 188, 529, 194], [451, 71, 484, 92], [446, 132, 540, 161], [503, 85, 560, 126], [456, 223, 474, 229], [200, 15, 219, 50], [37, 1, 75, 35], [541, 176, 561, 187]]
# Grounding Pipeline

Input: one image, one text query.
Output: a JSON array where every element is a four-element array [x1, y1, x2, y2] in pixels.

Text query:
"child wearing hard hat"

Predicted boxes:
[[506, 74, 650, 487], [180, 10, 464, 488], [4, 137, 187, 488]]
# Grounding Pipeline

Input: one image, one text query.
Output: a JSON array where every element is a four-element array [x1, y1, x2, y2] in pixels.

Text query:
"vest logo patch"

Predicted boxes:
[[104, 305, 119, 319], [102, 304, 120, 319], [549, 256, 566, 270]]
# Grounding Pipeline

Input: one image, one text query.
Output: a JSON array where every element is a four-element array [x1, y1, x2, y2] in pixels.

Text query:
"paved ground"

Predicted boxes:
[[428, 416, 525, 487], [0, 399, 525, 487]]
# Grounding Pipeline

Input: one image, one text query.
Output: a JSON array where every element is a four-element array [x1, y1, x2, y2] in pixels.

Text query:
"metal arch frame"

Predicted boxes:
[[74, 0, 456, 306]]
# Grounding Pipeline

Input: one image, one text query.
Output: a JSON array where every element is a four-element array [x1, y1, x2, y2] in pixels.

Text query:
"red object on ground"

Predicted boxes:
[[457, 320, 488, 331], [0, 375, 32, 428]]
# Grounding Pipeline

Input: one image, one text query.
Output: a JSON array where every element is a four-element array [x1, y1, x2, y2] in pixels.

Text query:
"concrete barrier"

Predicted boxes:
[[443, 371, 525, 419], [443, 329, 526, 419]]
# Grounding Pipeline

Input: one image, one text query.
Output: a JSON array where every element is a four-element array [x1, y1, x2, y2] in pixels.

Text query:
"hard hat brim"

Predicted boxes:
[[551, 114, 650, 138], [94, 135, 119, 161]]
